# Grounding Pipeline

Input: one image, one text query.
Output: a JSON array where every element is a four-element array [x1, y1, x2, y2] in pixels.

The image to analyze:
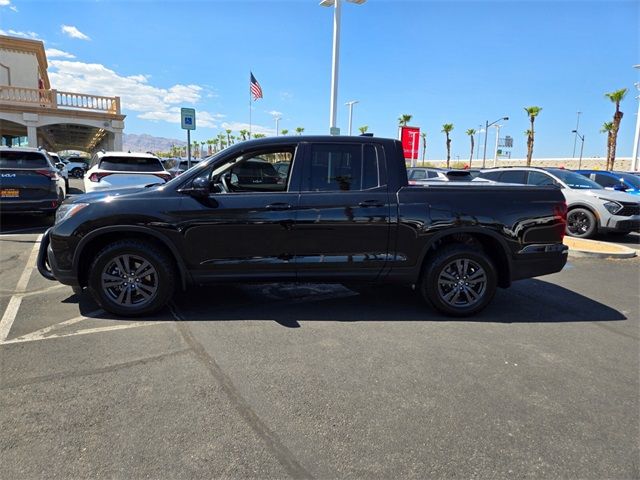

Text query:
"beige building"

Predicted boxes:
[[0, 34, 125, 153]]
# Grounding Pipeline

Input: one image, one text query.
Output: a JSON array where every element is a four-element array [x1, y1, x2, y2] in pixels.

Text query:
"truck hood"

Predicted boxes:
[[66, 185, 164, 204]]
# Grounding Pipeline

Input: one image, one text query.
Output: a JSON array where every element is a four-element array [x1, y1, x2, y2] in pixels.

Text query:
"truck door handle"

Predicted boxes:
[[265, 202, 292, 210], [358, 200, 384, 208]]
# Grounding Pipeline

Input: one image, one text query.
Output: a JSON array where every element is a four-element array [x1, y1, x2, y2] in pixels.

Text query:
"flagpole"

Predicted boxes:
[[249, 71, 252, 139]]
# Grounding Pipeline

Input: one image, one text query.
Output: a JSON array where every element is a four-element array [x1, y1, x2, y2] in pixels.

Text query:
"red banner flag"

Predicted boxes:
[[400, 126, 420, 160]]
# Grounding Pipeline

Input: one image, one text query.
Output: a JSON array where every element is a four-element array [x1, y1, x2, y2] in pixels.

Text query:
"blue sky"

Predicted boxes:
[[2, 0, 638, 159]]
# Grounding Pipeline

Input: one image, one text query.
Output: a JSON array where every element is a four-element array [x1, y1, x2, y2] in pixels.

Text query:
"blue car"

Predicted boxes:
[[575, 170, 640, 196]]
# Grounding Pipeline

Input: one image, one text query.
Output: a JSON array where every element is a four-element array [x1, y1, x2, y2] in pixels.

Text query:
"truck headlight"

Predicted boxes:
[[601, 199, 623, 215], [55, 203, 89, 224]]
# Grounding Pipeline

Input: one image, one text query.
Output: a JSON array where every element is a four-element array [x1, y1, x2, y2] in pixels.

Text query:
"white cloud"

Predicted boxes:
[[10, 5, 17, 12], [48, 60, 220, 128], [268, 110, 283, 117], [1, 29, 39, 39], [45, 48, 76, 59], [0, 0, 11, 5], [61, 25, 90, 41]]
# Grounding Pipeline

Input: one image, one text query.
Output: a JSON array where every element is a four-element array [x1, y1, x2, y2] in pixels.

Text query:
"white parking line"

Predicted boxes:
[[0, 234, 43, 343]]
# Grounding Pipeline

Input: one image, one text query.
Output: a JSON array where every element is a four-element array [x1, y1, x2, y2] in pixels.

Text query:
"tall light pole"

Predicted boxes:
[[572, 130, 585, 169], [492, 124, 502, 167], [345, 100, 359, 135], [275, 116, 281, 136], [632, 64, 640, 171], [572, 111, 582, 157], [320, 0, 367, 135], [482, 116, 508, 168]]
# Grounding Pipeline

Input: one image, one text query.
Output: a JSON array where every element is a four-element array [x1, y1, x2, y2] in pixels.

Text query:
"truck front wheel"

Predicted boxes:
[[88, 240, 175, 317], [420, 245, 497, 317]]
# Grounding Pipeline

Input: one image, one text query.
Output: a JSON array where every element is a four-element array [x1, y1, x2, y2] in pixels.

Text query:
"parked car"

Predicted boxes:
[[84, 151, 172, 193], [0, 146, 66, 215], [168, 159, 201, 178], [62, 156, 89, 178], [39, 136, 568, 318], [407, 167, 481, 184], [479, 167, 640, 238], [49, 152, 69, 191], [575, 170, 640, 196], [273, 161, 291, 180]]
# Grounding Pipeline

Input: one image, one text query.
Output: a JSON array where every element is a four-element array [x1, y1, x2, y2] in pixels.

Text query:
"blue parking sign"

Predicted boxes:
[[181, 108, 196, 130]]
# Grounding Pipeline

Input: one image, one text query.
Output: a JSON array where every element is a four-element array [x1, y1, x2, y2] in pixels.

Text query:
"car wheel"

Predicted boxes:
[[71, 168, 83, 178], [88, 240, 175, 317], [64, 178, 69, 192], [566, 208, 597, 239], [420, 245, 497, 317]]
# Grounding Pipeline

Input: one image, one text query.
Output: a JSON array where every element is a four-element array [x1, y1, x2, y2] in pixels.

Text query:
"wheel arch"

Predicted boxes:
[[73, 226, 189, 289], [417, 229, 512, 288]]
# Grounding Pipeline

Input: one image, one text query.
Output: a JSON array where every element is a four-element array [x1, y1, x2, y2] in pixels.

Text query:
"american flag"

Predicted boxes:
[[250, 72, 263, 101]]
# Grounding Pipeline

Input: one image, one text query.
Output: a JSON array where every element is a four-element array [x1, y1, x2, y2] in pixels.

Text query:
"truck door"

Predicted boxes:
[[177, 143, 303, 282], [295, 142, 391, 281]]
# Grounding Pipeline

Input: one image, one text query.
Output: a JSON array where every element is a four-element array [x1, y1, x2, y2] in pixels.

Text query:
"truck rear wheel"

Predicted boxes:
[[420, 245, 497, 317], [88, 240, 175, 317]]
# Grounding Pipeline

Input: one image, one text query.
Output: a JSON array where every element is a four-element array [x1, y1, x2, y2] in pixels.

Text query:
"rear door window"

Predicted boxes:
[[303, 143, 381, 192], [99, 156, 163, 172], [498, 170, 527, 184], [0, 151, 50, 169], [526, 171, 556, 186]]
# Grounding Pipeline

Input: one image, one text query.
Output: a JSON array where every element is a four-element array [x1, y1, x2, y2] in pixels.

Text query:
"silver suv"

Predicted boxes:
[[479, 167, 640, 238]]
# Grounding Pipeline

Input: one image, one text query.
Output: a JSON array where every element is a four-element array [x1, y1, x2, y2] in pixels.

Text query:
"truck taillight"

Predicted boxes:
[[554, 202, 568, 240], [89, 172, 112, 182]]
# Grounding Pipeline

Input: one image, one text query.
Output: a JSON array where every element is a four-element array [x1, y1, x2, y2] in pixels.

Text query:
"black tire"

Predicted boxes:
[[70, 167, 83, 178], [88, 240, 175, 317], [64, 178, 69, 193], [566, 208, 597, 239], [420, 245, 497, 317]]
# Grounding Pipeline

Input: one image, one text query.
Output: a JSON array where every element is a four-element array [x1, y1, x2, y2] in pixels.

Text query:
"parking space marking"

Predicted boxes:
[[0, 234, 42, 343]]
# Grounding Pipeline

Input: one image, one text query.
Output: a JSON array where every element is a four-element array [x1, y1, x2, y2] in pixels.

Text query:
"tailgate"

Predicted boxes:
[[0, 169, 56, 199]]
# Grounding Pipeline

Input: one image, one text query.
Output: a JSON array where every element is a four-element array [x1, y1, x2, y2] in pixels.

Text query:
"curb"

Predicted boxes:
[[564, 237, 637, 259]]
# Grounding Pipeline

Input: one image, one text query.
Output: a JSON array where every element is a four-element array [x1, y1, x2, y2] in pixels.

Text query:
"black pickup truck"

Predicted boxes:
[[38, 136, 568, 317]]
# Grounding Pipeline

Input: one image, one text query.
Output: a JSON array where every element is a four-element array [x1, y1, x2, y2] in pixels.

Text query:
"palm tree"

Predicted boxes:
[[218, 133, 226, 150], [206, 139, 214, 154], [358, 125, 368, 135], [239, 129, 248, 141], [398, 114, 413, 127], [295, 127, 305, 135], [253, 133, 266, 139], [466, 129, 476, 164], [604, 88, 628, 171], [524, 106, 542, 166], [225, 129, 232, 146], [200, 141, 205, 157], [420, 132, 427, 162], [281, 129, 289, 136], [600, 122, 614, 169], [212, 138, 219, 153], [192, 141, 199, 158], [441, 124, 454, 168]]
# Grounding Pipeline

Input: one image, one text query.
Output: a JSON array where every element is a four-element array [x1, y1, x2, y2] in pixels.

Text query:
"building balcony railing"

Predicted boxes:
[[0, 85, 121, 114]]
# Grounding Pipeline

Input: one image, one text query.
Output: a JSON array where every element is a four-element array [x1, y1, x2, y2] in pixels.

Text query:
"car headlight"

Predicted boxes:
[[55, 203, 89, 224], [600, 199, 623, 215]]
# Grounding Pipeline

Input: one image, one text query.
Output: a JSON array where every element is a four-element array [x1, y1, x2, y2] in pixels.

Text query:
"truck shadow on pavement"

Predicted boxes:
[[69, 278, 628, 327]]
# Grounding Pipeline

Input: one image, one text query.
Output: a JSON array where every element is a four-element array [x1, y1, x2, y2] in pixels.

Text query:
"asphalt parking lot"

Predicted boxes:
[[1, 179, 639, 479]]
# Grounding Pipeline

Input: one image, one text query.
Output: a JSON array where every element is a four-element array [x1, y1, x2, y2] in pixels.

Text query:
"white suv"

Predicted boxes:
[[479, 167, 640, 238], [84, 151, 172, 193]]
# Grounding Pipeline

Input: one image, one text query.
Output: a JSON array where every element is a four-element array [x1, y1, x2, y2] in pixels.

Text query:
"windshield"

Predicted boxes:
[[550, 169, 602, 189], [616, 172, 640, 189]]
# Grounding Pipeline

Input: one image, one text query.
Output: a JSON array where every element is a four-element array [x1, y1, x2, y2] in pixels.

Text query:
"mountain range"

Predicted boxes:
[[123, 133, 186, 153]]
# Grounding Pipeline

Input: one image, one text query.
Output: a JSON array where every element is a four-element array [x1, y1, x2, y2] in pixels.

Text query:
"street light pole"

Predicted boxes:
[[492, 124, 502, 167], [482, 116, 508, 168], [320, 0, 366, 135], [345, 100, 358, 135], [572, 111, 582, 157], [572, 130, 585, 169]]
